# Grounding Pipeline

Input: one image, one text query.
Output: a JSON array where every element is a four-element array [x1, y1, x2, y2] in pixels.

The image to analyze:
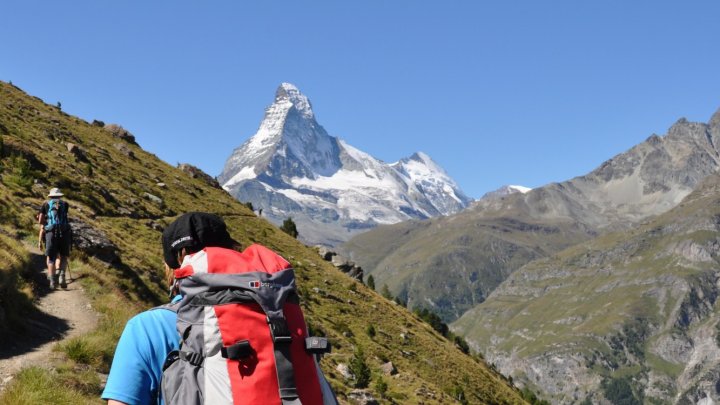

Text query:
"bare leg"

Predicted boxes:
[[58, 256, 67, 288], [47, 256, 57, 289]]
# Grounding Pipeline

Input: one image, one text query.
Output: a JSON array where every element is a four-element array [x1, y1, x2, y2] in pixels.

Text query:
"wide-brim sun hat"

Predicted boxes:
[[47, 188, 64, 198]]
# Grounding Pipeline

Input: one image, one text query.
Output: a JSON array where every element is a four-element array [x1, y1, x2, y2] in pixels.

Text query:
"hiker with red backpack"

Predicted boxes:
[[102, 212, 337, 405], [37, 187, 72, 290]]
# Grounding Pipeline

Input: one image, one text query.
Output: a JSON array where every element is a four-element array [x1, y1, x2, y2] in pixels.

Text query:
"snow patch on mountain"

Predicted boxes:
[[480, 185, 533, 200], [224, 166, 257, 188], [508, 185, 532, 194]]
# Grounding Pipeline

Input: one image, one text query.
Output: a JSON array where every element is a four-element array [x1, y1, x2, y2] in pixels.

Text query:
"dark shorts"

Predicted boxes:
[[45, 228, 71, 261]]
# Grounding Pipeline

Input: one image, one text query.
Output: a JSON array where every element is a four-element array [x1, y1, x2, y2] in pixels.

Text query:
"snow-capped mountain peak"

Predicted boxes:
[[394, 151, 450, 177], [219, 84, 473, 246], [480, 184, 533, 200], [275, 82, 314, 119], [392, 152, 467, 208]]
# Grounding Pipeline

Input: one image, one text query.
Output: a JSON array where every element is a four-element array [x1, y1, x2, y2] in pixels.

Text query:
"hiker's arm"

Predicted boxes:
[[102, 317, 157, 405], [107, 401, 128, 405], [37, 218, 44, 248]]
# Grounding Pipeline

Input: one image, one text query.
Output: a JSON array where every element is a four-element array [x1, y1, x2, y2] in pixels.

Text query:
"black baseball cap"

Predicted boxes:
[[162, 212, 235, 269]]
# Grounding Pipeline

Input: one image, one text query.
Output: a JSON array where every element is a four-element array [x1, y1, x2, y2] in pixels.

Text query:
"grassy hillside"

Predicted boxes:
[[341, 203, 595, 322], [454, 172, 720, 403], [0, 81, 526, 404]]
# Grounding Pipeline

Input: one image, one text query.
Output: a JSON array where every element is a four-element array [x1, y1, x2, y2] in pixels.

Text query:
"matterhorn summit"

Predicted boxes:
[[219, 83, 473, 246]]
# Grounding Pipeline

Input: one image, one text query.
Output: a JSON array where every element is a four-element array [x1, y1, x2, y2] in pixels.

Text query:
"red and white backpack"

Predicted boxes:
[[161, 244, 337, 405]]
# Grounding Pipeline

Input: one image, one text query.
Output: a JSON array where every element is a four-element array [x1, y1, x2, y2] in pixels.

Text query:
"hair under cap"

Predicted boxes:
[[162, 212, 234, 269]]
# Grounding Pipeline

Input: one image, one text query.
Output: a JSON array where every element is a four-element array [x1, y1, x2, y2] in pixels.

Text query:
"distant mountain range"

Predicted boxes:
[[216, 80, 720, 402], [455, 169, 720, 403], [341, 110, 720, 324], [218, 83, 472, 246], [343, 107, 720, 403]]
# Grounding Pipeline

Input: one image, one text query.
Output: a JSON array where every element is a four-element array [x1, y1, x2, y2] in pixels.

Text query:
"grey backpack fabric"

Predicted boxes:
[[160, 245, 337, 405]]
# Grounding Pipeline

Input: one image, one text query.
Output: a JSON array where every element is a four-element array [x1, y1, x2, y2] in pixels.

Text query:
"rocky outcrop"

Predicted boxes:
[[66, 143, 87, 162], [143, 192, 163, 205], [336, 363, 353, 379], [113, 142, 134, 159], [177, 163, 221, 189], [104, 124, 137, 145], [380, 361, 397, 376], [347, 389, 379, 405], [70, 218, 119, 264], [316, 246, 363, 281]]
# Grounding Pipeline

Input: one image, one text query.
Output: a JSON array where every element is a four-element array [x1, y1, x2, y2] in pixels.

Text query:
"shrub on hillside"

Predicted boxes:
[[365, 324, 376, 338], [413, 307, 449, 337], [602, 377, 642, 405], [374, 377, 388, 398], [4, 155, 34, 191], [452, 334, 470, 354], [448, 385, 468, 405], [521, 387, 552, 405]]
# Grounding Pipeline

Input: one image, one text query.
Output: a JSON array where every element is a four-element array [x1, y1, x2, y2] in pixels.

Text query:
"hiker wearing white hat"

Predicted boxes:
[[37, 187, 72, 289]]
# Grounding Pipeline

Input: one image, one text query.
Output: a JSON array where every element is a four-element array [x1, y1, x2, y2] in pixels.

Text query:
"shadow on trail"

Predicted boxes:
[[0, 251, 71, 361]]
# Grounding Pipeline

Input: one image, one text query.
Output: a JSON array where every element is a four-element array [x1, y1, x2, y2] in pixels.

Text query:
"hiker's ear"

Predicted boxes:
[[163, 263, 174, 287], [176, 249, 186, 268]]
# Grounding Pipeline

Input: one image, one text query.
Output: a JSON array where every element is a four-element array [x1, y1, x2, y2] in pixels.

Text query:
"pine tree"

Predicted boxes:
[[381, 284, 393, 300], [374, 377, 388, 398], [366, 274, 375, 290], [349, 347, 370, 388], [280, 217, 298, 238]]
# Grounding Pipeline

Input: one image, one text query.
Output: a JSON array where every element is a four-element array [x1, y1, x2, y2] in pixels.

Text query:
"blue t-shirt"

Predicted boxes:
[[102, 296, 181, 405]]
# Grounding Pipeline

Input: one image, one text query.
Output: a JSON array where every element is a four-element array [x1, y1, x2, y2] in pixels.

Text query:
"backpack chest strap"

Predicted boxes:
[[179, 350, 205, 367], [268, 316, 302, 405]]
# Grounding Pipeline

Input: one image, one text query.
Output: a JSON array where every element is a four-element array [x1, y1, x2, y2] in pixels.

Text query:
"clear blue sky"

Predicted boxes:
[[2, 1, 719, 198]]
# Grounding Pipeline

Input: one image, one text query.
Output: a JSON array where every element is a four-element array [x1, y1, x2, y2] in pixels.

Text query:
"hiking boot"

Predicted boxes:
[[59, 273, 67, 289], [51, 275, 59, 290]]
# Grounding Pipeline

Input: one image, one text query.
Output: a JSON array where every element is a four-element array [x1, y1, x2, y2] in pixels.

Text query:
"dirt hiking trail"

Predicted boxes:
[[0, 244, 98, 391]]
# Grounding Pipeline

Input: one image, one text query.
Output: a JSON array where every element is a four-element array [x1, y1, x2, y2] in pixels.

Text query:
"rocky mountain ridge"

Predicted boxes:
[[219, 83, 473, 246], [479, 185, 532, 201], [341, 108, 720, 324], [453, 168, 720, 403]]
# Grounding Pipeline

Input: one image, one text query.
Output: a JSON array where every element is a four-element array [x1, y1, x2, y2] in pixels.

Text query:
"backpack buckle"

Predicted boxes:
[[305, 337, 331, 354], [179, 350, 205, 366], [221, 340, 253, 360], [268, 318, 292, 343]]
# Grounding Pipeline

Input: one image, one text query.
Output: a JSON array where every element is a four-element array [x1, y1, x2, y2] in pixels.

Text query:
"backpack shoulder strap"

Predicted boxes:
[[152, 300, 181, 313], [45, 200, 56, 230]]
